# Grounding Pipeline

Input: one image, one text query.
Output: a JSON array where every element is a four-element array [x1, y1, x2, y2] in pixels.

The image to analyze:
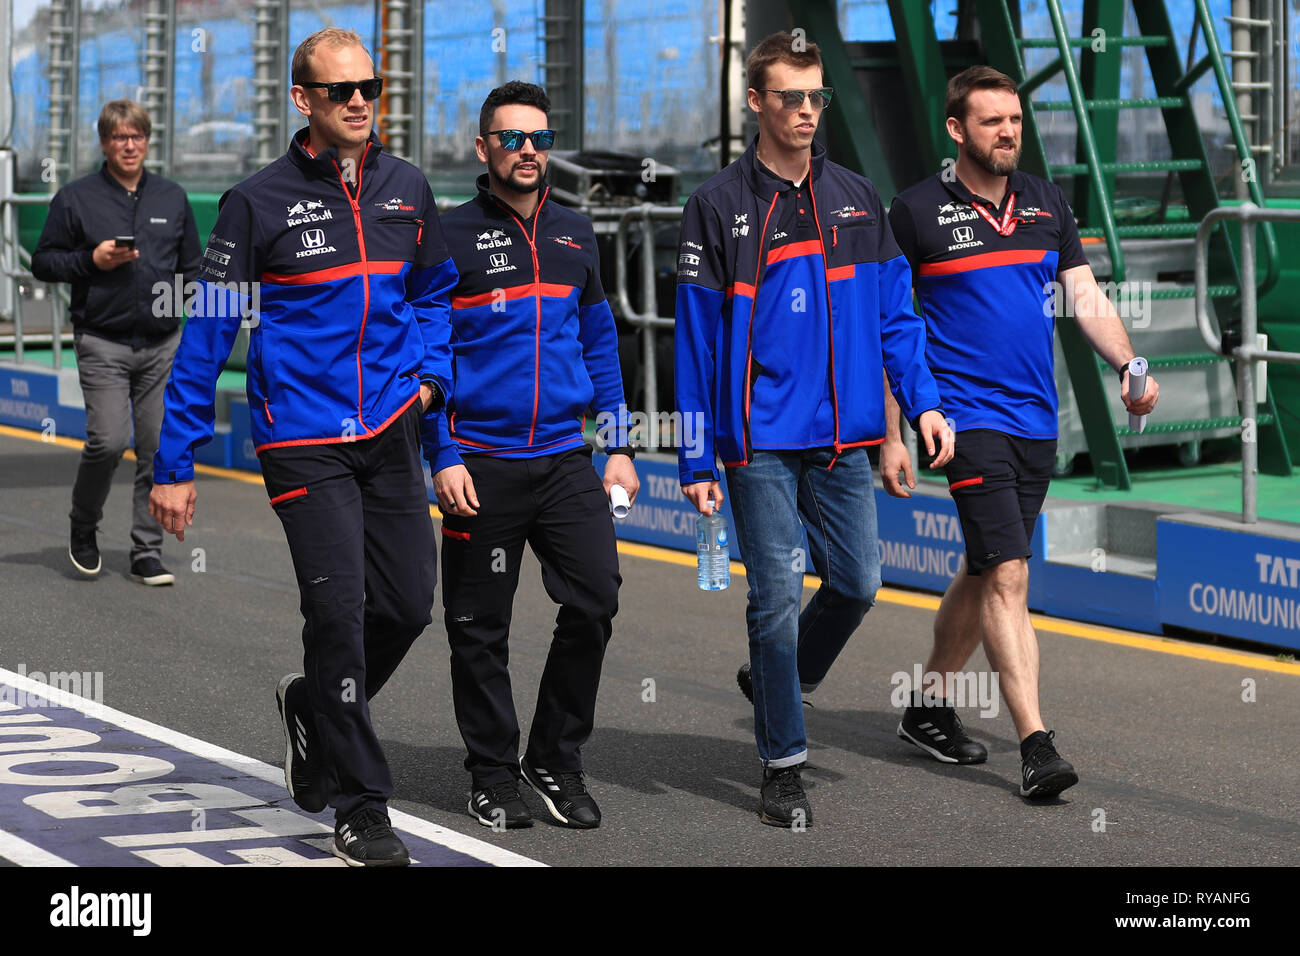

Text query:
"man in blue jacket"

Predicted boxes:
[[427, 81, 637, 831], [149, 28, 456, 866], [675, 33, 952, 827], [32, 100, 200, 586]]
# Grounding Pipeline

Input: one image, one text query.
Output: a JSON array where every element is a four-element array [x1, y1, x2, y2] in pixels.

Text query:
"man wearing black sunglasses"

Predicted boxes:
[[675, 32, 950, 827], [424, 81, 636, 832], [151, 28, 456, 866]]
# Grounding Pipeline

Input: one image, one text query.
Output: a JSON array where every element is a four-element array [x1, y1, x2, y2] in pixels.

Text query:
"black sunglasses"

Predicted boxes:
[[758, 88, 834, 111], [301, 77, 384, 102], [488, 129, 556, 151]]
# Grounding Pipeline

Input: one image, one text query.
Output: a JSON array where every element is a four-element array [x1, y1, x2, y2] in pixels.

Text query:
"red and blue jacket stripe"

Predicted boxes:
[[153, 129, 456, 483], [674, 137, 942, 486]]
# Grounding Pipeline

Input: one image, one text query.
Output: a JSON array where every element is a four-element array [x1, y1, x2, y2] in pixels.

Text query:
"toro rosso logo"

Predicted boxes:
[[375, 196, 415, 211], [831, 205, 870, 219]]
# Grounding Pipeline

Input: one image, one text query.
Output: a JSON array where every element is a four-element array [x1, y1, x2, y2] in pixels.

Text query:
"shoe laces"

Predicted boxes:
[[767, 767, 804, 801], [346, 807, 392, 837], [556, 770, 588, 796], [484, 781, 521, 804], [1024, 730, 1059, 767]]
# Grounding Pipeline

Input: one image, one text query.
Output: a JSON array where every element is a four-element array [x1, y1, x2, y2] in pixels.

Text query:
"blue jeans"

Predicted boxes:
[[726, 448, 880, 767]]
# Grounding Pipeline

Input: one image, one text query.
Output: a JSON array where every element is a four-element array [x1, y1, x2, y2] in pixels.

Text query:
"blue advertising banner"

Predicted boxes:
[[875, 489, 966, 592], [1158, 518, 1300, 651]]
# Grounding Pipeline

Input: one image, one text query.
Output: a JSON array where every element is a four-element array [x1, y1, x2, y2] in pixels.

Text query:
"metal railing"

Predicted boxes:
[[1194, 202, 1300, 524], [602, 204, 681, 429], [0, 152, 71, 369]]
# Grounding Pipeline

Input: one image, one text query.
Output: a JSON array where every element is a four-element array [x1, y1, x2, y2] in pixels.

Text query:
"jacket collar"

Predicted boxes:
[[473, 172, 550, 225], [740, 134, 826, 200], [98, 161, 149, 195], [287, 126, 383, 180], [939, 166, 1030, 207]]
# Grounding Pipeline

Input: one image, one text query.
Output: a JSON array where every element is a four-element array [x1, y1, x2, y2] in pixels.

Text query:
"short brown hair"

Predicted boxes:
[[97, 100, 151, 141], [945, 65, 1018, 122], [746, 31, 823, 92], [292, 27, 369, 86]]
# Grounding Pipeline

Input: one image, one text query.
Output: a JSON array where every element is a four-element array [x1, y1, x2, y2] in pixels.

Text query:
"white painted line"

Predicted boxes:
[[0, 829, 75, 867], [0, 667, 545, 868]]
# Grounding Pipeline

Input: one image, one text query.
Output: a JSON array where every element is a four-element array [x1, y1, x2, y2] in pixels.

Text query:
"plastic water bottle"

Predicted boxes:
[[697, 498, 730, 590]]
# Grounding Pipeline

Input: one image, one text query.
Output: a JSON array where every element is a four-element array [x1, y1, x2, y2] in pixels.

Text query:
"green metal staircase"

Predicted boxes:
[[976, 0, 1291, 488]]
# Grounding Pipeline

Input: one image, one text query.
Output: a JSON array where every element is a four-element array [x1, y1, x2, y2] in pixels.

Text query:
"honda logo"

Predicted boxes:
[[301, 229, 326, 248], [490, 253, 509, 268], [952, 226, 974, 243]]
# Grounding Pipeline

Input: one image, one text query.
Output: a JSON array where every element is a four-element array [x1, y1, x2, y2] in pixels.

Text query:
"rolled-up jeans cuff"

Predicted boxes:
[[763, 750, 807, 770]]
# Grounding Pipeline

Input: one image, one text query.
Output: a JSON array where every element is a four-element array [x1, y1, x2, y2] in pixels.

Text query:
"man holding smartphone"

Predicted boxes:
[[32, 100, 200, 586]]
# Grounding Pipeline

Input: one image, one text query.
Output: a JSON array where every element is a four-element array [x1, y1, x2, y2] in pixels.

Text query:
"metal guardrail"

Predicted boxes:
[[0, 180, 70, 370], [1194, 202, 1300, 524]]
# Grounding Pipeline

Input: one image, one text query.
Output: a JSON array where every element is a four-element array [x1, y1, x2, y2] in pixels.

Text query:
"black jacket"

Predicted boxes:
[[31, 163, 201, 348]]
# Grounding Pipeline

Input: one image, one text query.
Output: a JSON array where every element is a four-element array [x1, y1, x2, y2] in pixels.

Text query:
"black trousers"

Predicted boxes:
[[259, 401, 436, 821], [441, 446, 620, 788]]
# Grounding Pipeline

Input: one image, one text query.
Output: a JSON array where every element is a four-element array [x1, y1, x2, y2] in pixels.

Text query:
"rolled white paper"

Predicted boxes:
[[1128, 356, 1148, 434], [609, 483, 631, 519]]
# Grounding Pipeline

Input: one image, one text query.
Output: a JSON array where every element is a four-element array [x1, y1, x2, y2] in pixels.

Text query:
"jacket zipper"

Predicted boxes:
[[806, 176, 844, 469], [740, 192, 782, 466], [334, 142, 372, 433], [497, 188, 549, 447]]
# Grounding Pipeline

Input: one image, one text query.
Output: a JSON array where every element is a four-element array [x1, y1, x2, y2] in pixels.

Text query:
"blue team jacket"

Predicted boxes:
[[154, 129, 457, 483], [674, 138, 941, 485], [423, 176, 625, 473]]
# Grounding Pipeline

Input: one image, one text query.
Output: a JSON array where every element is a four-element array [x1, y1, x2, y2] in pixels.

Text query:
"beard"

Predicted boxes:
[[493, 160, 545, 194], [965, 134, 1021, 176]]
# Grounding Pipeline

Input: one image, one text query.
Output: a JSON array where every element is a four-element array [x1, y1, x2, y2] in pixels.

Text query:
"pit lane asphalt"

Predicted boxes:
[[1, 430, 1297, 867]]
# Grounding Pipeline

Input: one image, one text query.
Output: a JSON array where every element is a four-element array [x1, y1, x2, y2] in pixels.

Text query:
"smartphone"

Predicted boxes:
[[114, 236, 135, 249]]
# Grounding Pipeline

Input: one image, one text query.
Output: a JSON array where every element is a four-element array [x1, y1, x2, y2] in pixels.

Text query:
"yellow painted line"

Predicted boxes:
[[614, 538, 1300, 676], [2, 422, 269, 486], [0, 422, 84, 450], [9, 421, 1297, 675]]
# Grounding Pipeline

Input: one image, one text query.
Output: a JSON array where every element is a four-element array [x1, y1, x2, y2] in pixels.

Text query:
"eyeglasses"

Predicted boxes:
[[488, 129, 556, 151], [301, 77, 384, 102], [109, 133, 148, 145], [758, 88, 834, 111]]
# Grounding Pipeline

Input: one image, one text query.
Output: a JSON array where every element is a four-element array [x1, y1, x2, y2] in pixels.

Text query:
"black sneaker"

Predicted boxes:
[[1019, 730, 1079, 799], [519, 756, 600, 829], [898, 704, 988, 764], [759, 764, 813, 829], [468, 780, 533, 829], [275, 674, 328, 813], [69, 524, 101, 577], [737, 663, 754, 702], [333, 807, 410, 867], [130, 556, 174, 586]]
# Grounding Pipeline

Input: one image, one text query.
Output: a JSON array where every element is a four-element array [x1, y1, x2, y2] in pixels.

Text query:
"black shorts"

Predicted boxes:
[[941, 429, 1055, 575]]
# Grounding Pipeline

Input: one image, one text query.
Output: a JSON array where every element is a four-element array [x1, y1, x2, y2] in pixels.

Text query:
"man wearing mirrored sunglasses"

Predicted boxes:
[[424, 80, 636, 832], [675, 32, 951, 827], [151, 27, 456, 866]]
